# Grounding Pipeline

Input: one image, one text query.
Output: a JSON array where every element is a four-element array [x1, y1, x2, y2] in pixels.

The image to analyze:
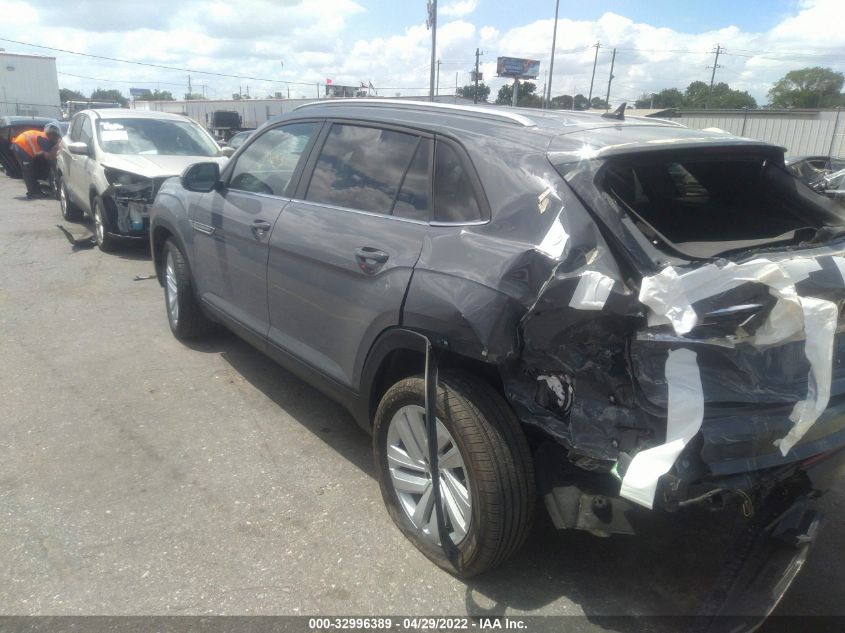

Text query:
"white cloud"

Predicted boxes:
[[439, 0, 478, 19], [5, 0, 845, 104]]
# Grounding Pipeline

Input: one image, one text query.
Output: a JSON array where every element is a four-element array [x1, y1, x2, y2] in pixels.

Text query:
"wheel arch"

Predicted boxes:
[[356, 327, 504, 431], [151, 219, 188, 286]]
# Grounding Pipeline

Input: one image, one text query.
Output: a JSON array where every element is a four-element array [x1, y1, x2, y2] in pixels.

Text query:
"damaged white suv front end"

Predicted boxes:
[[57, 109, 229, 251]]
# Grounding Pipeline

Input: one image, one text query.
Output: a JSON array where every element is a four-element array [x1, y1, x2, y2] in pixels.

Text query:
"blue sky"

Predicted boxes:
[[351, 0, 797, 41]]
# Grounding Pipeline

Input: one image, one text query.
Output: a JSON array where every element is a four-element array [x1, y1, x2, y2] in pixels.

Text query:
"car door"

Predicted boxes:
[[189, 121, 322, 339], [267, 122, 431, 389], [63, 114, 90, 207]]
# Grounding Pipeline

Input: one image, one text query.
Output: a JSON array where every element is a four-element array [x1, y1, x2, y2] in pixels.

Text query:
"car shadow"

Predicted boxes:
[[178, 329, 827, 628], [184, 329, 375, 477]]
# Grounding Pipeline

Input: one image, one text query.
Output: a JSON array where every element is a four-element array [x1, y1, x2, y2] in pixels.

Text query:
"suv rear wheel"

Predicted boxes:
[[59, 178, 83, 221], [373, 371, 534, 577]]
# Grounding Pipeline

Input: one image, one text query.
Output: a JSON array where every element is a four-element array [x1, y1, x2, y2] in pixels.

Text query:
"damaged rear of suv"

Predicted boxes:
[[150, 101, 845, 588]]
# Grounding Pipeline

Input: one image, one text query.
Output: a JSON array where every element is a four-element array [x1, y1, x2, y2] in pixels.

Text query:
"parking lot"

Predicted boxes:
[[1, 173, 844, 628]]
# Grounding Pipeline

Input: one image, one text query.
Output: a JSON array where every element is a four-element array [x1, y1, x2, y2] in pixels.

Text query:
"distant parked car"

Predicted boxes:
[[224, 129, 254, 151], [56, 109, 230, 252], [150, 100, 845, 585], [812, 167, 845, 207], [786, 155, 845, 186], [0, 115, 54, 178]]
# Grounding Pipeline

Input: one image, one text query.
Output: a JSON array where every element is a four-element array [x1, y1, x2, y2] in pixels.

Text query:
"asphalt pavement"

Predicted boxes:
[[0, 174, 843, 630]]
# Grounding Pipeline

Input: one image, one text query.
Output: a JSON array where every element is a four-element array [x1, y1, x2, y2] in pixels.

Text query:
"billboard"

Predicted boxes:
[[130, 88, 151, 98], [496, 57, 540, 79]]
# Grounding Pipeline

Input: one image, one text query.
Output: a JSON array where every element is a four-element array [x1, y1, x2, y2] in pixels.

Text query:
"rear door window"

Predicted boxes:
[[305, 123, 421, 215], [228, 122, 318, 197], [433, 140, 482, 223], [393, 138, 431, 221]]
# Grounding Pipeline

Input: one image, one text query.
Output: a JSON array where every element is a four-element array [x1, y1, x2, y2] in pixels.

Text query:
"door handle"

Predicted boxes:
[[251, 219, 272, 239], [354, 247, 389, 264]]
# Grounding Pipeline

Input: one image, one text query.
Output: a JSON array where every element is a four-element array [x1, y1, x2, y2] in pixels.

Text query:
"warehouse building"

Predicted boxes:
[[0, 50, 61, 119], [662, 108, 845, 158]]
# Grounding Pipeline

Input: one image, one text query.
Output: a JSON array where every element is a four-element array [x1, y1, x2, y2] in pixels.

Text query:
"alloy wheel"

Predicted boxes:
[[59, 182, 67, 217], [165, 251, 179, 326], [385, 404, 472, 545], [93, 201, 105, 244]]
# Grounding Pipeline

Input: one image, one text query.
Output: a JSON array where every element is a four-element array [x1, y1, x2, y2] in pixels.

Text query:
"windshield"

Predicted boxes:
[[96, 118, 219, 157]]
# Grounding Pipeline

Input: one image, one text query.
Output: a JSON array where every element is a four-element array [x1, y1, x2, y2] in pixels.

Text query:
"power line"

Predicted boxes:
[[57, 71, 184, 87], [0, 36, 318, 87]]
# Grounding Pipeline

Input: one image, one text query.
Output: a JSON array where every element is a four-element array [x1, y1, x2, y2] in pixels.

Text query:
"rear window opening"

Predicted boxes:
[[600, 151, 845, 259]]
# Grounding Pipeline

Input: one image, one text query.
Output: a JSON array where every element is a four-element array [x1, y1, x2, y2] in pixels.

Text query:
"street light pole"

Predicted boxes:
[[587, 41, 600, 105], [427, 0, 438, 102], [545, 0, 560, 109]]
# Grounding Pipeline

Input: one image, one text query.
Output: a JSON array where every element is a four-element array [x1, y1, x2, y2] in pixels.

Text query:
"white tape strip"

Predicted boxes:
[[637, 256, 839, 461], [569, 271, 615, 310], [620, 349, 703, 508]]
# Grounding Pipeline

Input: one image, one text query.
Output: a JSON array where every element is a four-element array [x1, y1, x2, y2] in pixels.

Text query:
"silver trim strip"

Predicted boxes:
[[191, 221, 215, 235], [294, 99, 537, 127]]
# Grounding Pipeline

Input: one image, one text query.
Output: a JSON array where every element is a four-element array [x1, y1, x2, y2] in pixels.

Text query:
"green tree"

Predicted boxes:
[[590, 96, 608, 110], [91, 88, 128, 107], [59, 88, 87, 103], [135, 89, 175, 101], [550, 94, 573, 109], [184, 92, 204, 100], [573, 93, 589, 110], [684, 81, 757, 109], [768, 67, 845, 108], [634, 88, 685, 109], [495, 81, 541, 108], [456, 82, 491, 102]]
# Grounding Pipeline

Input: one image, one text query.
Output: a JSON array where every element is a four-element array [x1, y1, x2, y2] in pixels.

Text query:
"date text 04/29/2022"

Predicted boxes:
[[307, 617, 528, 630]]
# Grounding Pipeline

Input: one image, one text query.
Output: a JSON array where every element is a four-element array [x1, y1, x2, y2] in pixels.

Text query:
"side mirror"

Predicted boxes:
[[68, 141, 90, 156], [182, 162, 221, 193], [220, 146, 235, 158]]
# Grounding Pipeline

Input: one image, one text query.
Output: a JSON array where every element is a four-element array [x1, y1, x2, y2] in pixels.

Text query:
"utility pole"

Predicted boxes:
[[545, 0, 560, 109], [436, 59, 441, 96], [604, 48, 616, 111], [706, 43, 722, 109], [587, 41, 600, 105], [512, 79, 520, 107], [455, 72, 458, 104], [187, 75, 192, 98], [427, 0, 437, 102], [473, 47, 482, 104]]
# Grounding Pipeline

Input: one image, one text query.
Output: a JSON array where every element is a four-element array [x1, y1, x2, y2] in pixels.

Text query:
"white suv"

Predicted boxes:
[[57, 109, 230, 251]]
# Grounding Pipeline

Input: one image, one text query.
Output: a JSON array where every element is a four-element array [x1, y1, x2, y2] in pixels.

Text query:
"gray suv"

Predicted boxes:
[[150, 100, 845, 582]]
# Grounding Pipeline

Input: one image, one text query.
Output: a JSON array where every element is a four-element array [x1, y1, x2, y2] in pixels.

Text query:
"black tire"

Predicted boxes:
[[92, 196, 119, 252], [162, 238, 213, 340], [59, 177, 83, 221], [373, 370, 535, 577]]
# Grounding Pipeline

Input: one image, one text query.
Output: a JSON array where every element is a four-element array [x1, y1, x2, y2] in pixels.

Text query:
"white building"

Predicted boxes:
[[132, 94, 478, 130], [0, 50, 61, 119]]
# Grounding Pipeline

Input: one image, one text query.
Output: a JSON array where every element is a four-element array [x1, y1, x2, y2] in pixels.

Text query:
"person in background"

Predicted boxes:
[[11, 121, 63, 199]]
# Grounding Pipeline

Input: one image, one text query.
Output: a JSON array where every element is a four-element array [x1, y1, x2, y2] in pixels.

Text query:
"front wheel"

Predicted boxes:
[[162, 239, 213, 340], [373, 371, 535, 577], [92, 196, 119, 252]]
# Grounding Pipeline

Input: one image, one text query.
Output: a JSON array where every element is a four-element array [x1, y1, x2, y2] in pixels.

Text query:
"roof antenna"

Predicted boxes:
[[602, 102, 626, 120]]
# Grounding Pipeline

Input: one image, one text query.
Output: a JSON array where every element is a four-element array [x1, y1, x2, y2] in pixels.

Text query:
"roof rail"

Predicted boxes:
[[294, 99, 537, 127]]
